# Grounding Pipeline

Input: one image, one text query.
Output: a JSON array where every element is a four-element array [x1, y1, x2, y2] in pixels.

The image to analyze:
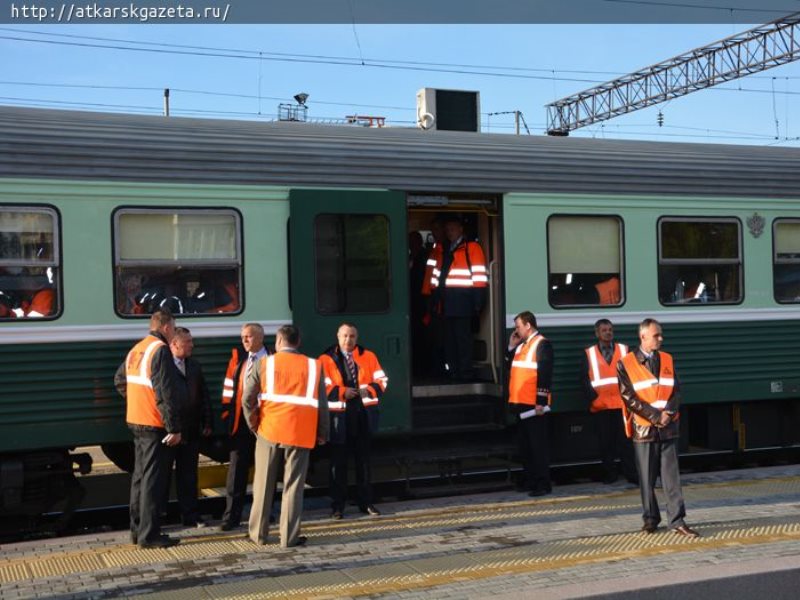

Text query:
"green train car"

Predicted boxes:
[[1, 106, 799, 520]]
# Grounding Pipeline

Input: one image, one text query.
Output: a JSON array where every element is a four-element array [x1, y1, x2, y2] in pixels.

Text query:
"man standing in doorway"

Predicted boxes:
[[428, 214, 488, 381], [320, 323, 388, 519], [617, 318, 699, 537]]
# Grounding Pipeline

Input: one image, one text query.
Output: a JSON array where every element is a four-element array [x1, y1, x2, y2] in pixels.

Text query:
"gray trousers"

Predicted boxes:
[[633, 437, 687, 529], [249, 435, 310, 548]]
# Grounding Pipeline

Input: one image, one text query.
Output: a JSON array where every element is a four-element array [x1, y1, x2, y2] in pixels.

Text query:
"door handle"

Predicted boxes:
[[386, 335, 401, 356]]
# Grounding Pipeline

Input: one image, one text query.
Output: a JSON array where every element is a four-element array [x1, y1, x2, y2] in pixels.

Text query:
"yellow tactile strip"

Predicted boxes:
[[1, 475, 798, 586], [137, 519, 800, 600]]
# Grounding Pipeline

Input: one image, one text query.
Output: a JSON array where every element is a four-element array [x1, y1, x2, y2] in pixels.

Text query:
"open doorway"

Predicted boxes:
[[406, 194, 505, 431]]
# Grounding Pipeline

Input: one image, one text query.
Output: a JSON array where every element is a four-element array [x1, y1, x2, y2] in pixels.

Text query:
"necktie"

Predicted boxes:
[[345, 352, 357, 384], [176, 359, 186, 376], [601, 344, 613, 363], [245, 353, 256, 377]]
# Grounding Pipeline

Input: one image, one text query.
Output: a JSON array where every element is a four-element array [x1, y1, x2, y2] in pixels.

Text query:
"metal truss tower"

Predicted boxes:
[[546, 12, 800, 136]]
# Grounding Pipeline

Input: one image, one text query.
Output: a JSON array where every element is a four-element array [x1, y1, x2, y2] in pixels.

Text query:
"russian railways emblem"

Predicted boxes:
[[747, 213, 765, 238]]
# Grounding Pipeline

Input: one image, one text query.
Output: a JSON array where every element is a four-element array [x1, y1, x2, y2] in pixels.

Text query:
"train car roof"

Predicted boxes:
[[1, 105, 799, 197]]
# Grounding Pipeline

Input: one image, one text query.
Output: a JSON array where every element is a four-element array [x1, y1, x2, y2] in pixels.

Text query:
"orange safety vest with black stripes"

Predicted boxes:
[[429, 240, 488, 290], [125, 334, 167, 428], [320, 349, 388, 413], [256, 352, 321, 449], [586, 343, 628, 413], [508, 333, 552, 410], [619, 351, 677, 432]]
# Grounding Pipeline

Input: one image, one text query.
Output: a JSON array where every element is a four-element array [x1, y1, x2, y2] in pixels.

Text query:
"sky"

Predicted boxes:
[[1, 21, 800, 146]]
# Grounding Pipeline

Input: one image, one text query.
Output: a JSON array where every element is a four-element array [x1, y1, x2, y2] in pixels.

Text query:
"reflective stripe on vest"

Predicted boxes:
[[125, 336, 166, 427], [429, 242, 488, 290], [620, 351, 676, 427], [587, 343, 627, 413], [258, 353, 320, 448], [259, 355, 319, 408], [319, 349, 387, 413]]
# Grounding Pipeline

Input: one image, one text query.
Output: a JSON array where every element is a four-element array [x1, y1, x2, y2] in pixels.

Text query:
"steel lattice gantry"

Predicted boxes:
[[546, 12, 800, 135]]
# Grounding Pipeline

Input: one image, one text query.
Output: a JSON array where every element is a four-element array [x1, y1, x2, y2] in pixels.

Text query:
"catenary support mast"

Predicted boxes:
[[546, 12, 800, 136]]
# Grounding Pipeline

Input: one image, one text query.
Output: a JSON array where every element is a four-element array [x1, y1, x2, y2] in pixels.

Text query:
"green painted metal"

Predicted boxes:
[[504, 192, 798, 314], [502, 192, 800, 413], [539, 320, 800, 413], [0, 336, 242, 453], [288, 189, 412, 435], [0, 178, 292, 327]]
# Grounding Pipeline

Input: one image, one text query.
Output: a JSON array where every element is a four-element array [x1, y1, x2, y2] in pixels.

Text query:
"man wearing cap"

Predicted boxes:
[[427, 215, 488, 381]]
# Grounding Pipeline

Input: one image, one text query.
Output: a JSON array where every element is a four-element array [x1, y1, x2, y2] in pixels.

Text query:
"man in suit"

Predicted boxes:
[[319, 323, 387, 519], [242, 325, 329, 548], [219, 323, 269, 531], [114, 309, 182, 548], [617, 318, 699, 537], [167, 326, 212, 528]]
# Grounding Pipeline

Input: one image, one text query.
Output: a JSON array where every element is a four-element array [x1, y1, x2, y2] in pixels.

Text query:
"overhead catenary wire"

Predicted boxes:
[[0, 27, 798, 145]]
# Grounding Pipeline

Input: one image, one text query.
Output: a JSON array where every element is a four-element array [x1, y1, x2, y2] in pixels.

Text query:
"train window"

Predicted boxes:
[[0, 207, 60, 320], [548, 216, 624, 307], [773, 220, 800, 303], [113, 209, 242, 317], [314, 214, 390, 314], [657, 218, 742, 306]]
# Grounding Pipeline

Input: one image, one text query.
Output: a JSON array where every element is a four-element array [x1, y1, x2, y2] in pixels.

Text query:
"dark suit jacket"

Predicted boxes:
[[175, 357, 212, 443], [616, 347, 681, 443]]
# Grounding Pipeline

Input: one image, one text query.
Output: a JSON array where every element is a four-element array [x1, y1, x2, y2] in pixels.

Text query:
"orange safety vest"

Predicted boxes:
[[586, 343, 628, 413], [429, 240, 488, 290], [125, 334, 167, 428], [257, 352, 321, 449], [25, 288, 55, 317], [214, 282, 241, 313], [619, 351, 677, 431], [221, 348, 245, 434], [595, 277, 621, 305], [508, 333, 552, 410], [421, 243, 443, 296], [320, 348, 388, 413]]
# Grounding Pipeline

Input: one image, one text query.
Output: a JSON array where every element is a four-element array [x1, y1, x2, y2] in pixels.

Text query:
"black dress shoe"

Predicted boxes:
[[641, 523, 658, 534], [139, 535, 179, 549], [286, 536, 307, 547], [673, 525, 700, 538], [219, 521, 238, 531], [360, 505, 381, 516], [602, 472, 619, 485], [130, 532, 138, 545], [331, 510, 343, 520]]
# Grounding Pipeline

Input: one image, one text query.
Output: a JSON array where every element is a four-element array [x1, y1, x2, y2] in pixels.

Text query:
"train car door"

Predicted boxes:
[[288, 189, 411, 434]]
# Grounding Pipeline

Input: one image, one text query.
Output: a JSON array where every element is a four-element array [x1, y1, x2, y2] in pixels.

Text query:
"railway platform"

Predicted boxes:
[[2, 463, 799, 599]]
